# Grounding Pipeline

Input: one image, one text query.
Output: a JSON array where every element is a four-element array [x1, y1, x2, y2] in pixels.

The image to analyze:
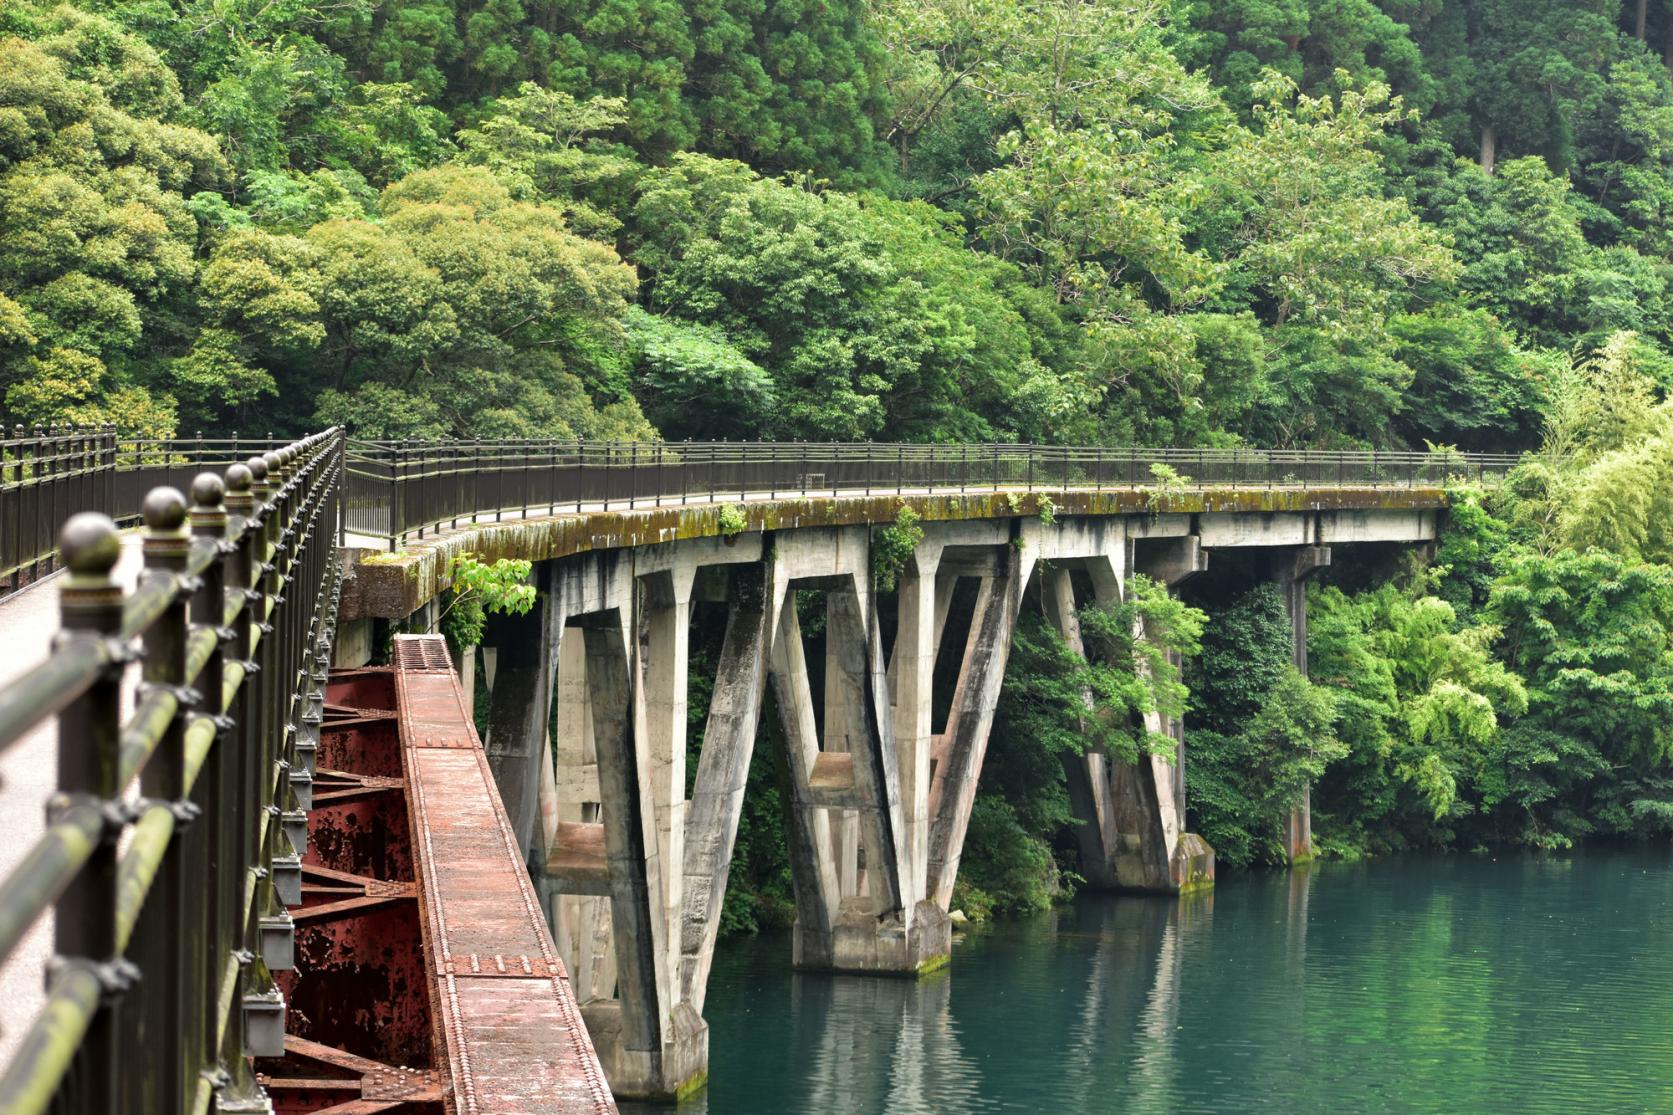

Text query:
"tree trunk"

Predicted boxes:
[[1636, 0, 1648, 40], [1480, 124, 1497, 176]]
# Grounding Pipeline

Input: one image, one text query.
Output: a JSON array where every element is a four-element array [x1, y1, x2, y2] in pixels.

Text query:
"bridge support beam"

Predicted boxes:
[[1272, 545, 1331, 864], [680, 567, 770, 1011], [530, 545, 765, 1101], [773, 558, 947, 975], [571, 608, 708, 1101], [926, 542, 1030, 910], [480, 561, 559, 864], [1048, 531, 1214, 894]]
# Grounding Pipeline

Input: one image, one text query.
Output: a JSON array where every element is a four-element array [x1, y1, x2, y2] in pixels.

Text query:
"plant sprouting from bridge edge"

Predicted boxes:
[[873, 503, 925, 592], [439, 552, 537, 653], [718, 503, 748, 537], [1037, 494, 1056, 525], [1146, 463, 1190, 512]]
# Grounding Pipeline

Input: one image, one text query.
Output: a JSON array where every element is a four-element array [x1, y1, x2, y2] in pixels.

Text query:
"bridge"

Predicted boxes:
[[0, 428, 1516, 1110]]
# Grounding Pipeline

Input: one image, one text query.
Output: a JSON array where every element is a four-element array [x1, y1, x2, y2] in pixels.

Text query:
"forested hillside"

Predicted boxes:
[[8, 0, 1673, 922], [16, 0, 1673, 446]]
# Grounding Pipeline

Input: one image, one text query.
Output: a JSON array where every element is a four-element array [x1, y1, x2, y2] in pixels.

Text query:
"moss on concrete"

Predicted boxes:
[[915, 951, 952, 977], [341, 485, 1448, 620], [674, 1068, 709, 1102]]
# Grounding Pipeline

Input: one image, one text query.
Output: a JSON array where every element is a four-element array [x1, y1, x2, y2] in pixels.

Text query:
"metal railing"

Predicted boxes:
[[1, 428, 118, 596], [2, 429, 298, 600], [0, 430, 343, 1115], [342, 439, 1524, 549]]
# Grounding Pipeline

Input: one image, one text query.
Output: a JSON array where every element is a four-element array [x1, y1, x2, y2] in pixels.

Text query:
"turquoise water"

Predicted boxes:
[[669, 847, 1673, 1114]]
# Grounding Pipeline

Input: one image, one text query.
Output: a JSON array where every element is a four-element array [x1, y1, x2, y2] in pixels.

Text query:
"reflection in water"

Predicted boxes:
[[649, 847, 1673, 1114]]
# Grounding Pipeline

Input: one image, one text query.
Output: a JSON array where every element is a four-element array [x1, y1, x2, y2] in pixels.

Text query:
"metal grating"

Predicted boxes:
[[392, 633, 453, 671]]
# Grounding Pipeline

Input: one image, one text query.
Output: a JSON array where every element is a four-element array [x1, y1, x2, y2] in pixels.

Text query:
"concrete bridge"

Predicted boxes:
[[0, 430, 1511, 1112], [333, 454, 1468, 1100]]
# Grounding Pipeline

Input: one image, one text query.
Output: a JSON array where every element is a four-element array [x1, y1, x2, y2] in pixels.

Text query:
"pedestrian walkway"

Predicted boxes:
[[0, 535, 142, 1066]]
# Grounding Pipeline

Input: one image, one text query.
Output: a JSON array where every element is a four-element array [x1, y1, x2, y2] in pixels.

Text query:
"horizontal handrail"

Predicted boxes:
[[0, 428, 344, 1114], [329, 437, 1526, 549]]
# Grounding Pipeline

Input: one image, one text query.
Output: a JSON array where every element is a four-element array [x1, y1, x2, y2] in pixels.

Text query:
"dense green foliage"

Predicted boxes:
[[966, 576, 1204, 915], [11, 0, 1673, 922], [19, 0, 1673, 447], [437, 552, 537, 652]]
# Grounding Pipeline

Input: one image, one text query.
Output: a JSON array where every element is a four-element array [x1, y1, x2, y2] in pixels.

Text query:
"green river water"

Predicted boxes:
[[646, 846, 1673, 1114]]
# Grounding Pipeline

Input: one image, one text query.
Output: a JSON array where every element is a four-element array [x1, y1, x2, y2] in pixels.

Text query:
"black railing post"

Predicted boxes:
[[138, 483, 194, 1112], [630, 441, 638, 510], [417, 442, 429, 536], [1027, 443, 1034, 492], [189, 471, 234, 1075], [52, 511, 129, 1115], [391, 444, 404, 550]]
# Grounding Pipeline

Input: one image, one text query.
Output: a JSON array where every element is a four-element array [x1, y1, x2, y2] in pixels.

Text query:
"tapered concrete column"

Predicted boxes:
[[549, 632, 618, 1004], [823, 601, 862, 900], [1042, 565, 1119, 889], [926, 540, 1031, 909], [577, 611, 706, 1100], [481, 561, 559, 863], [1125, 536, 1213, 893], [891, 549, 943, 910], [771, 554, 944, 974], [825, 574, 933, 970], [770, 596, 844, 970], [638, 565, 696, 1035], [680, 566, 770, 1013], [1273, 545, 1330, 864]]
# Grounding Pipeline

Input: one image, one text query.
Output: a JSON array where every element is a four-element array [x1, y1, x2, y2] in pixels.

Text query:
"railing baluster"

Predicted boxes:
[[138, 485, 193, 1112], [51, 512, 128, 1115]]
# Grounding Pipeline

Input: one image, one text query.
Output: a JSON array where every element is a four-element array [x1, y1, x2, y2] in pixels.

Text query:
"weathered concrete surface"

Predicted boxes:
[[341, 488, 1447, 621], [482, 560, 561, 861], [395, 487, 1442, 1102], [679, 567, 769, 1012]]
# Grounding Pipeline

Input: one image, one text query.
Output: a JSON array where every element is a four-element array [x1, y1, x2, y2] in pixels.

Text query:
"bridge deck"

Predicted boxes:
[[395, 636, 615, 1115], [0, 534, 143, 1069]]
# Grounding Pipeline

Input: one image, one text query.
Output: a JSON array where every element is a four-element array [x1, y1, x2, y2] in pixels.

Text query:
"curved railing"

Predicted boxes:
[[341, 439, 1524, 549], [4, 432, 1525, 575], [1, 429, 298, 599], [0, 431, 342, 1114]]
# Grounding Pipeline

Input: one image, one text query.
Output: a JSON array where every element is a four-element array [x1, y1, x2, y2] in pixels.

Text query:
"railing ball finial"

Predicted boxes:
[[245, 456, 268, 483], [226, 463, 252, 494], [192, 471, 226, 510], [60, 512, 120, 576], [142, 486, 188, 534]]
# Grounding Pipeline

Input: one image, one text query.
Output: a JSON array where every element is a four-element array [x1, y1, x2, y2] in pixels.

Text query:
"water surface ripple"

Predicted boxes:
[[649, 847, 1673, 1114]]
